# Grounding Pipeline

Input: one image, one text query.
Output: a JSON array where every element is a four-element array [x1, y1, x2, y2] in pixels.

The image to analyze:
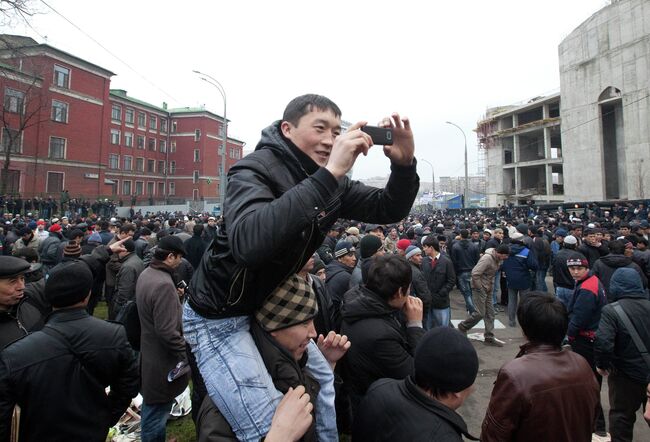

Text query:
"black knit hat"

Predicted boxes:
[[414, 328, 478, 393], [255, 274, 318, 332], [359, 234, 383, 259], [45, 261, 94, 307]]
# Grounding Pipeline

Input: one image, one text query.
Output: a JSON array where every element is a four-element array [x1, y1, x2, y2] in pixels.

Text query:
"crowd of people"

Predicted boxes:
[[0, 94, 649, 442]]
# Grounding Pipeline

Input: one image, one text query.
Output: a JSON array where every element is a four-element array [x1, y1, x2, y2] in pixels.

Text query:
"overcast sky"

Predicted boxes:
[[7, 0, 608, 180]]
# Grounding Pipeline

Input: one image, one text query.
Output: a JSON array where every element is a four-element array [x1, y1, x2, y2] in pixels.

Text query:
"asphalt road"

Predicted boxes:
[[447, 285, 650, 441]]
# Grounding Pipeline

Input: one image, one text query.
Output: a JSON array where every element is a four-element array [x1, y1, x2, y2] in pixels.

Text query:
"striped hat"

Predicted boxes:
[[255, 274, 318, 332]]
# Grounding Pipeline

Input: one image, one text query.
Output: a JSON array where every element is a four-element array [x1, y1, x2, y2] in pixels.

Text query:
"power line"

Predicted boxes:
[[38, 0, 182, 105]]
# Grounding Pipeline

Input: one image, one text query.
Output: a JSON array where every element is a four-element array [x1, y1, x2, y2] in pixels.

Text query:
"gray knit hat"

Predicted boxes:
[[255, 274, 318, 332]]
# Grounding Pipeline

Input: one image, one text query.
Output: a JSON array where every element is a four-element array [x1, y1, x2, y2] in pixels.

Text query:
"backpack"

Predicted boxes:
[[115, 301, 141, 351]]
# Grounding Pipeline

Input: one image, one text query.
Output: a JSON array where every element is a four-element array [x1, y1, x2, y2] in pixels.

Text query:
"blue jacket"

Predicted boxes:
[[502, 243, 538, 290], [568, 274, 607, 341]]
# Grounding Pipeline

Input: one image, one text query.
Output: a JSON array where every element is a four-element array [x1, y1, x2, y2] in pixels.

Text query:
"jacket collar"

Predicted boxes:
[[402, 376, 479, 440], [45, 307, 89, 324], [516, 342, 562, 358]]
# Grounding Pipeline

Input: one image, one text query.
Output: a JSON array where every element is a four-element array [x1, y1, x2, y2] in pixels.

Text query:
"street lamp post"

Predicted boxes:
[[446, 121, 469, 209], [193, 70, 227, 212], [420, 158, 435, 206]]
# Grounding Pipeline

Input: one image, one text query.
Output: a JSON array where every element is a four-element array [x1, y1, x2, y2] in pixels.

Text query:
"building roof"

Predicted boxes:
[[167, 106, 229, 123], [110, 89, 168, 113], [478, 92, 560, 123], [0, 34, 115, 78]]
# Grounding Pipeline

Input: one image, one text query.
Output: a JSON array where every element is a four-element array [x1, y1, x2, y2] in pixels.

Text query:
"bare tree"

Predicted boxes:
[[0, 0, 35, 26]]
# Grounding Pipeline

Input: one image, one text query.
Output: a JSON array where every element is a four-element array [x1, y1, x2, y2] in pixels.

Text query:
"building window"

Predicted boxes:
[[138, 112, 146, 129], [111, 104, 122, 122], [51, 100, 69, 123], [158, 160, 165, 174], [194, 129, 201, 141], [123, 180, 132, 195], [48, 137, 66, 159], [219, 124, 225, 137], [110, 129, 120, 145], [125, 108, 135, 125], [159, 140, 167, 153], [148, 138, 156, 151], [147, 159, 155, 173], [109, 154, 119, 169], [193, 189, 199, 201], [124, 132, 133, 147], [137, 135, 145, 149], [149, 115, 157, 130], [0, 128, 22, 153], [124, 155, 133, 171], [46, 171, 64, 193], [157, 182, 165, 196], [4, 88, 24, 114], [194, 149, 200, 162], [193, 170, 199, 184], [170, 141, 176, 153], [136, 157, 144, 172], [135, 181, 144, 195], [111, 180, 119, 196], [169, 181, 175, 196], [53, 65, 70, 89], [160, 119, 168, 133], [171, 120, 177, 133], [170, 161, 176, 175], [147, 181, 154, 195]]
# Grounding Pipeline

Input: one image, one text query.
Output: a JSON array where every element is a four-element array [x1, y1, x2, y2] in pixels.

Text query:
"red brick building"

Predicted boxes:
[[0, 35, 243, 204]]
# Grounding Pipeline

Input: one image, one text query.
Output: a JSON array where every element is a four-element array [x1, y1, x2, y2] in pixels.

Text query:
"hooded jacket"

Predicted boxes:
[[340, 285, 424, 401], [188, 122, 418, 319], [591, 254, 648, 301], [325, 259, 355, 309], [595, 267, 650, 384], [354, 376, 478, 442], [567, 274, 607, 341], [501, 242, 538, 290]]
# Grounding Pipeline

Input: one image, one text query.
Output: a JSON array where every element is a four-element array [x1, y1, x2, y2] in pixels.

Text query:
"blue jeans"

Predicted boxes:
[[183, 302, 337, 442], [457, 272, 476, 314], [140, 401, 173, 442], [492, 270, 501, 306], [555, 286, 574, 307], [426, 307, 450, 329]]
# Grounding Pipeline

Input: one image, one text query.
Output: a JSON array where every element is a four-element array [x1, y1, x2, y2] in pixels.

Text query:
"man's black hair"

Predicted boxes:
[[608, 239, 625, 255], [119, 223, 135, 234], [366, 254, 412, 301], [282, 94, 342, 126], [460, 229, 469, 239], [422, 236, 440, 252], [193, 224, 204, 235], [496, 244, 510, 255], [517, 292, 568, 347]]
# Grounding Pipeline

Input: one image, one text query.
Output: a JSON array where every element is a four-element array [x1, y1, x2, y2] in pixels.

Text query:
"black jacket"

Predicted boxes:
[[189, 122, 418, 319], [592, 254, 648, 301], [325, 260, 355, 309], [421, 254, 456, 309], [552, 247, 579, 290], [0, 309, 139, 442], [0, 297, 44, 350], [578, 242, 609, 270], [310, 274, 337, 336], [410, 262, 432, 309], [450, 239, 479, 274], [185, 234, 208, 270], [340, 285, 425, 399], [354, 376, 478, 442], [595, 268, 650, 384]]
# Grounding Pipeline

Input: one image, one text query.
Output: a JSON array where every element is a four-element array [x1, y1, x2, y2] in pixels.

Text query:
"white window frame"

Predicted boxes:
[[110, 129, 120, 145], [124, 132, 133, 148], [123, 155, 133, 171], [147, 181, 155, 196], [0, 128, 23, 153], [51, 100, 69, 123], [137, 135, 145, 149], [46, 171, 65, 193], [170, 141, 177, 153], [147, 159, 155, 173], [138, 112, 146, 129], [158, 160, 166, 174], [194, 129, 201, 141], [148, 138, 156, 151], [194, 149, 200, 162], [169, 181, 176, 196], [108, 154, 120, 170], [159, 139, 167, 153], [48, 136, 66, 159], [111, 104, 122, 122], [170, 161, 176, 175], [123, 180, 132, 195], [149, 115, 157, 130], [136, 157, 145, 172], [193, 170, 199, 184], [4, 88, 24, 114], [125, 108, 135, 125], [135, 180, 144, 196], [53, 65, 70, 89]]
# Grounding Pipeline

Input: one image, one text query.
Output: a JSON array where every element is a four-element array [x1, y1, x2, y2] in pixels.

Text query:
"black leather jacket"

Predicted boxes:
[[188, 122, 419, 319], [0, 308, 140, 442]]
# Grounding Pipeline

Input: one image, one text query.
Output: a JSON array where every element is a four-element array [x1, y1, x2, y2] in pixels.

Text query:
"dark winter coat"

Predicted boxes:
[[421, 253, 456, 309], [0, 308, 139, 442], [502, 242, 538, 290], [38, 232, 62, 266], [136, 261, 188, 404], [409, 261, 432, 310], [354, 376, 478, 442], [552, 247, 579, 289], [340, 285, 425, 399], [595, 268, 650, 384], [188, 122, 418, 319], [325, 259, 355, 309], [450, 239, 479, 274], [591, 254, 648, 301], [578, 242, 609, 270], [113, 252, 145, 308], [185, 233, 208, 270], [567, 274, 607, 341]]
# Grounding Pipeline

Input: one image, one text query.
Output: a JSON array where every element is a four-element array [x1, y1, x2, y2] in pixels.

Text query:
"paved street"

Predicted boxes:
[[448, 285, 650, 441]]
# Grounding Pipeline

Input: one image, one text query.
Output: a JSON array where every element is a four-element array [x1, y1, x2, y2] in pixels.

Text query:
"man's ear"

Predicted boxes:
[[280, 121, 293, 138]]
